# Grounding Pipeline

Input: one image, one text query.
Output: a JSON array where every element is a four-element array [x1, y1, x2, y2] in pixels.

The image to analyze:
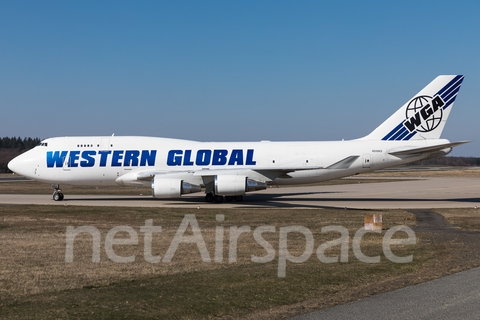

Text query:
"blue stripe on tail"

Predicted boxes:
[[382, 75, 463, 141]]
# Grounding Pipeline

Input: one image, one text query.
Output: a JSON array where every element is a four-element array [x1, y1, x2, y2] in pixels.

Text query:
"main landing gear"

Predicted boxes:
[[52, 184, 64, 201], [204, 192, 243, 203]]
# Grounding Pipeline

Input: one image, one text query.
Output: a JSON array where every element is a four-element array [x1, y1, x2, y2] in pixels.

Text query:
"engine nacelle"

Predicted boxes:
[[152, 178, 201, 198], [214, 175, 267, 196]]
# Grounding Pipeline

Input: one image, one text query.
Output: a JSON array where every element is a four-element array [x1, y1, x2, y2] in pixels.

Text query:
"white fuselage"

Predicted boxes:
[[9, 136, 450, 188]]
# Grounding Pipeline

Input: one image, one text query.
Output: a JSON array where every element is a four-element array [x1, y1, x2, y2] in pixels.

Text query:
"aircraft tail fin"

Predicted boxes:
[[360, 75, 464, 141]]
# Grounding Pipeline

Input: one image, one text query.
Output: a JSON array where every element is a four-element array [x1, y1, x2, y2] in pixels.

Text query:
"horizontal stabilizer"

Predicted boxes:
[[388, 141, 471, 156]]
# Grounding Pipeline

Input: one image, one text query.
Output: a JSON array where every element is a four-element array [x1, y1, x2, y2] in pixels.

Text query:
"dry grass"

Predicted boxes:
[[2, 205, 480, 319], [0, 206, 415, 300], [435, 207, 480, 232]]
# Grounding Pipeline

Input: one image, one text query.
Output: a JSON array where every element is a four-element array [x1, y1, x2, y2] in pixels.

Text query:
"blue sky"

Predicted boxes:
[[1, 1, 479, 156]]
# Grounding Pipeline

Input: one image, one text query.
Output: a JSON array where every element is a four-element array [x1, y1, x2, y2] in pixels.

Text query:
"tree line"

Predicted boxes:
[[0, 163, 10, 173], [0, 137, 41, 150], [0, 137, 41, 173], [410, 156, 480, 167]]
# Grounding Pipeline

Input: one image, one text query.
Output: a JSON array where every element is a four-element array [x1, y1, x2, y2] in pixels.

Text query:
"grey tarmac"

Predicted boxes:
[[1, 177, 479, 208], [291, 266, 480, 320]]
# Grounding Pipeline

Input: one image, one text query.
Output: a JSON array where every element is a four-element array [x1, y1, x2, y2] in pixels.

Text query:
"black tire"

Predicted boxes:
[[225, 196, 234, 202], [235, 196, 243, 202], [59, 193, 64, 201], [214, 195, 224, 203], [205, 193, 214, 202], [53, 193, 61, 201]]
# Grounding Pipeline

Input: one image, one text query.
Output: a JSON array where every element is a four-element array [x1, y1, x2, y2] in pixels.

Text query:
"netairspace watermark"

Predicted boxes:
[[65, 214, 416, 277]]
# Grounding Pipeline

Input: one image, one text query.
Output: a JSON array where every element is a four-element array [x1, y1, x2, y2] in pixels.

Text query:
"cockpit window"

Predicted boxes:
[[36, 142, 48, 147]]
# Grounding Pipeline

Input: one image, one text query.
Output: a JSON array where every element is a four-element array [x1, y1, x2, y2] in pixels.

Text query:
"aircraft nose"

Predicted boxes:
[[8, 157, 20, 173], [8, 153, 33, 177]]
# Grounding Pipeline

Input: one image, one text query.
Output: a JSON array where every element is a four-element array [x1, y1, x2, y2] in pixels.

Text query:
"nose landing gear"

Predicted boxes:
[[52, 184, 64, 201]]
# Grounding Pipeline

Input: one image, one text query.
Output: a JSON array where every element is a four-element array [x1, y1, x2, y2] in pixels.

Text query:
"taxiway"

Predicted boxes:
[[1, 177, 479, 208]]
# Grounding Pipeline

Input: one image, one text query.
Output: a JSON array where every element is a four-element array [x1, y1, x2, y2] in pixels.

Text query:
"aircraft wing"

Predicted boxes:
[[125, 158, 362, 185], [132, 166, 323, 182], [195, 167, 325, 181], [388, 141, 471, 156], [192, 166, 322, 176], [116, 163, 328, 190]]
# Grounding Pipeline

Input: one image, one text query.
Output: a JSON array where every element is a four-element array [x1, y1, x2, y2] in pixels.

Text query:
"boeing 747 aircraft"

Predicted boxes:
[[8, 75, 469, 202]]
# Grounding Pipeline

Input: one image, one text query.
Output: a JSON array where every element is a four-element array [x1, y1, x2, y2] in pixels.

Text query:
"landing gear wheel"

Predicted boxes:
[[214, 195, 224, 203], [205, 193, 214, 202], [52, 184, 64, 201], [53, 192, 64, 201], [235, 196, 243, 202], [225, 196, 234, 202]]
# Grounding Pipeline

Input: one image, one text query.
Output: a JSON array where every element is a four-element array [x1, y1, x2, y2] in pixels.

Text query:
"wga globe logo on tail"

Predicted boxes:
[[403, 95, 445, 133]]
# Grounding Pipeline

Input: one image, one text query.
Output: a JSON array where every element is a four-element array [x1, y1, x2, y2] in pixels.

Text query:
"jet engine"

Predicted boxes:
[[214, 175, 266, 196], [152, 178, 201, 198]]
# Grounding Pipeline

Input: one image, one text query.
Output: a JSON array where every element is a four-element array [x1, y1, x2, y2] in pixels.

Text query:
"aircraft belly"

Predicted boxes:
[[41, 167, 118, 186]]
